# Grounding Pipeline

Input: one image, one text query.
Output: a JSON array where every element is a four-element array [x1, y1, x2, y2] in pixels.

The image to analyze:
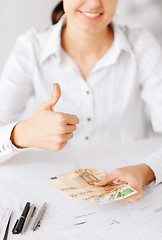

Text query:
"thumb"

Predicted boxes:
[[94, 172, 117, 186], [39, 83, 61, 111]]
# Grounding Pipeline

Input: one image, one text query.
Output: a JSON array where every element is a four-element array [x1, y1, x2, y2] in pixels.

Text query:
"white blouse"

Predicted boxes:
[[0, 15, 162, 184]]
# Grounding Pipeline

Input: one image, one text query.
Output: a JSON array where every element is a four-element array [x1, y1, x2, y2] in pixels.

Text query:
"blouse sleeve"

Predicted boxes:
[[134, 29, 162, 185], [0, 28, 37, 162]]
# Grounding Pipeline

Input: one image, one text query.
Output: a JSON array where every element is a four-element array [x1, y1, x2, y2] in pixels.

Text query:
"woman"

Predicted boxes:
[[0, 0, 162, 202]]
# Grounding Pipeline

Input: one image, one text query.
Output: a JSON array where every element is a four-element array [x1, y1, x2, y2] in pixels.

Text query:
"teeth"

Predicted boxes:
[[82, 12, 101, 17]]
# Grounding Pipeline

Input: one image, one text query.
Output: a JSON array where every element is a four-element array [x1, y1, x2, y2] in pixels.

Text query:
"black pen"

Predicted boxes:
[[12, 202, 30, 234]]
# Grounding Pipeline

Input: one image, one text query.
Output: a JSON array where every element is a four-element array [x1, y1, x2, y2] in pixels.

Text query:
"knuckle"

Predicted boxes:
[[69, 125, 76, 133], [56, 124, 66, 134], [114, 168, 121, 175], [57, 134, 65, 143], [60, 125, 67, 134], [55, 143, 63, 151], [57, 113, 66, 123], [76, 117, 80, 124], [57, 141, 67, 150], [61, 119, 67, 125], [74, 116, 79, 124], [69, 132, 73, 139]]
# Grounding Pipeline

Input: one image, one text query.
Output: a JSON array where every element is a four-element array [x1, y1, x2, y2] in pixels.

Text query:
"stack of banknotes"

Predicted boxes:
[[48, 169, 137, 204]]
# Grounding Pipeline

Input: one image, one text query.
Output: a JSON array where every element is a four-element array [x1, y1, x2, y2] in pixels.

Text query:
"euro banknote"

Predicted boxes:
[[48, 169, 137, 204]]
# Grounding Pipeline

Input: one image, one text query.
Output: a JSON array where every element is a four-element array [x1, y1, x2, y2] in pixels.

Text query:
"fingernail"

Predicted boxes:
[[51, 83, 56, 96], [94, 180, 100, 185], [53, 83, 56, 89]]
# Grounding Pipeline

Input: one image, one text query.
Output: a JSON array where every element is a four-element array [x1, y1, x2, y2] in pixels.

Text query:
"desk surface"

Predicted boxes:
[[0, 137, 162, 240]]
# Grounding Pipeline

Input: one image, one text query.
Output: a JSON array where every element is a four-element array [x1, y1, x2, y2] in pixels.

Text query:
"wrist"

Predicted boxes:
[[10, 120, 29, 149], [137, 164, 155, 186]]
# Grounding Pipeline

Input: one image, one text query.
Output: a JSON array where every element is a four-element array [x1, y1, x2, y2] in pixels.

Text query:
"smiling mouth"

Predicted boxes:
[[79, 11, 103, 18]]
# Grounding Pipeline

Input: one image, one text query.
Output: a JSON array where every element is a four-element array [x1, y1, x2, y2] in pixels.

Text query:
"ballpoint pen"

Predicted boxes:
[[31, 202, 47, 231], [21, 204, 36, 234], [12, 202, 30, 234]]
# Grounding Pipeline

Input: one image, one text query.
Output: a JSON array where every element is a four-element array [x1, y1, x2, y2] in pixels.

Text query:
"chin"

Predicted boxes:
[[75, 17, 109, 34], [79, 25, 104, 34]]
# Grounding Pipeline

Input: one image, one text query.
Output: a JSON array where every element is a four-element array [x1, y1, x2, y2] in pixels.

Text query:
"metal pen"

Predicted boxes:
[[21, 204, 36, 234], [31, 202, 47, 231]]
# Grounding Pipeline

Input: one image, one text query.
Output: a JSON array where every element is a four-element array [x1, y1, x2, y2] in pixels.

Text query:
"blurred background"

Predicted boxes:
[[114, 0, 162, 45], [0, 0, 58, 73], [0, 0, 162, 73]]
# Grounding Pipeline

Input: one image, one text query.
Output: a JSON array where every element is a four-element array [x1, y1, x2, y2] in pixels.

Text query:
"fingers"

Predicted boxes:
[[65, 132, 74, 141], [50, 133, 73, 151], [60, 141, 68, 149], [55, 141, 68, 151], [56, 133, 74, 142], [64, 124, 77, 133], [55, 113, 79, 133], [94, 172, 117, 186], [62, 113, 80, 125], [38, 83, 61, 111], [47, 133, 72, 151], [123, 190, 143, 203]]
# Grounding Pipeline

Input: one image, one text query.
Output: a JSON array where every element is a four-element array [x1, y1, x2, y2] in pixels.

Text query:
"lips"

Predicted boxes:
[[79, 10, 103, 19]]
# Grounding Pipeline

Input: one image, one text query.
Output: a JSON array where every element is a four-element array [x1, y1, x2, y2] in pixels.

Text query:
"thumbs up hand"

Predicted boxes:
[[38, 83, 61, 111], [11, 83, 79, 151]]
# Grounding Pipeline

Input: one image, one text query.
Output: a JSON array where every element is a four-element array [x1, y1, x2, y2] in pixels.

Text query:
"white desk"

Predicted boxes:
[[0, 137, 162, 240]]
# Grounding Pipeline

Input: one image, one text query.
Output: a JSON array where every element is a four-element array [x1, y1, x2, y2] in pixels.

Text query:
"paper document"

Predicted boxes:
[[66, 186, 162, 240], [1, 157, 162, 239]]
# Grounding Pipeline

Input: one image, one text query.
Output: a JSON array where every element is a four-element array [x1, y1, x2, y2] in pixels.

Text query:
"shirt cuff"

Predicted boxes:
[[0, 121, 25, 161], [143, 146, 162, 186]]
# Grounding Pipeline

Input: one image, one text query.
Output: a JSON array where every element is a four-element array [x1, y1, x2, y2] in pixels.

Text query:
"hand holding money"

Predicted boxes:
[[49, 168, 137, 204], [94, 164, 155, 203]]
